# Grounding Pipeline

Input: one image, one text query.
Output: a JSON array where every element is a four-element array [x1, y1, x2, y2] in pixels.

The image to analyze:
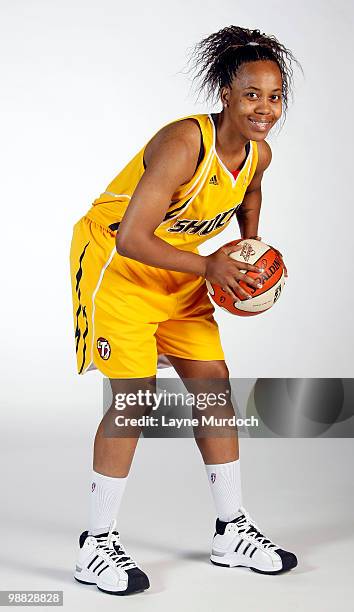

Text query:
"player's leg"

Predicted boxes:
[[165, 354, 298, 575], [93, 375, 157, 477], [172, 358, 237, 463], [90, 376, 157, 535], [163, 356, 241, 506], [75, 376, 155, 595], [70, 218, 166, 594]]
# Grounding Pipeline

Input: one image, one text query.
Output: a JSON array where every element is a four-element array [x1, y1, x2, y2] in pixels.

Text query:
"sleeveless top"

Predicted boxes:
[[85, 113, 259, 252]]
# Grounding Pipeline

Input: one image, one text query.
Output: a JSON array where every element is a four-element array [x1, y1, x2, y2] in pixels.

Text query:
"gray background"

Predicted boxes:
[[1, 0, 353, 610], [1, 430, 353, 611]]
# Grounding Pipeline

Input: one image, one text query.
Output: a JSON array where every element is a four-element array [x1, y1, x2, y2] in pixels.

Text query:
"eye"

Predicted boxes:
[[271, 95, 281, 101], [246, 92, 258, 99]]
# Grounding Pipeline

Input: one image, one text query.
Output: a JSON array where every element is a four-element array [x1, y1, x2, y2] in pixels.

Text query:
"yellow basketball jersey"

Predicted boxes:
[[85, 113, 258, 251]]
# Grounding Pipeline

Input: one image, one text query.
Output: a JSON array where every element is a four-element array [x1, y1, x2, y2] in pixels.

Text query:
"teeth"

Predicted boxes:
[[250, 119, 270, 125]]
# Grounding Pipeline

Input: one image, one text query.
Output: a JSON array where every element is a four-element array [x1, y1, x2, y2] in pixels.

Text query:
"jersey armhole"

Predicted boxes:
[[192, 119, 205, 174], [142, 117, 205, 174]]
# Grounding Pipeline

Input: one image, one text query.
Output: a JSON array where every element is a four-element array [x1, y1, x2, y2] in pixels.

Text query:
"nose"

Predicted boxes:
[[254, 96, 272, 115]]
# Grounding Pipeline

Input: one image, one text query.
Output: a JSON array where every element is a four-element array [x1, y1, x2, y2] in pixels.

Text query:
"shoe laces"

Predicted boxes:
[[233, 507, 278, 550], [95, 519, 137, 571]]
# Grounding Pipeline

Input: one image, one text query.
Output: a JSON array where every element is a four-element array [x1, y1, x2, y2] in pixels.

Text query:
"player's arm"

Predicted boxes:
[[115, 120, 207, 276], [235, 140, 272, 238], [237, 140, 288, 277], [116, 121, 264, 298]]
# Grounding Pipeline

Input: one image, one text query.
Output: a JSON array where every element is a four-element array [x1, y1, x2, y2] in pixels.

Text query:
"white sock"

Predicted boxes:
[[205, 459, 243, 522], [88, 470, 128, 535]]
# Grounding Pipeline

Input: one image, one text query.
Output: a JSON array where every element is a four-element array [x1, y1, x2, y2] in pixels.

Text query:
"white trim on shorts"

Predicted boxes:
[[83, 246, 117, 374]]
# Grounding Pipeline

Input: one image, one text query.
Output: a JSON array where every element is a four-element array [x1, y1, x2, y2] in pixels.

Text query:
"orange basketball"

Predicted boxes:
[[206, 239, 285, 316]]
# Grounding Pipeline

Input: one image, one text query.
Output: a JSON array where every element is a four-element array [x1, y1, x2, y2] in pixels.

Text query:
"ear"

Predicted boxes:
[[220, 86, 230, 108]]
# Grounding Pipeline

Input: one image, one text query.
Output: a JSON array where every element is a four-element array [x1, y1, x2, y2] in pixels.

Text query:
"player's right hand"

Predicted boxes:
[[203, 243, 265, 302]]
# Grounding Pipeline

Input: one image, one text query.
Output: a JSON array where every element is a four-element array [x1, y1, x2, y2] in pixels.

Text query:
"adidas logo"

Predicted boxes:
[[209, 175, 219, 185]]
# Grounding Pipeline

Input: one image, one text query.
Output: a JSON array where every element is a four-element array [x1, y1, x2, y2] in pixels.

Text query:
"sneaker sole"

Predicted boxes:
[[97, 585, 148, 596], [210, 558, 297, 574], [74, 577, 96, 585], [74, 574, 150, 595]]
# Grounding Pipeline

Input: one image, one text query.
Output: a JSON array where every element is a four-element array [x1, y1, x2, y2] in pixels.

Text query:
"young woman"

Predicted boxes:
[[70, 26, 299, 595]]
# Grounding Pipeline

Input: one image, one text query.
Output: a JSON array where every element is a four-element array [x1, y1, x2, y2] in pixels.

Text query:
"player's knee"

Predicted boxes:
[[211, 361, 230, 380]]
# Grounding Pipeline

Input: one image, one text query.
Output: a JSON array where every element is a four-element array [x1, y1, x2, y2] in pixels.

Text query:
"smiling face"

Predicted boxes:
[[221, 60, 283, 141]]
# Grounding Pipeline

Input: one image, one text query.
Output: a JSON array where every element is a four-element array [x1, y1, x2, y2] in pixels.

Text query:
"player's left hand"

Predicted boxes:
[[254, 236, 288, 278]]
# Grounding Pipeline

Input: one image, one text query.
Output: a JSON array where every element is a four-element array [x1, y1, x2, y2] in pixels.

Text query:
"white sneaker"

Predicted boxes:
[[74, 519, 150, 595], [210, 507, 298, 574]]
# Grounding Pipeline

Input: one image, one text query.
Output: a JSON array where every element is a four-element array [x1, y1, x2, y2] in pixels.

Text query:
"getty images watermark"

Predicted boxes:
[[101, 379, 259, 438], [101, 378, 354, 438], [113, 388, 258, 430]]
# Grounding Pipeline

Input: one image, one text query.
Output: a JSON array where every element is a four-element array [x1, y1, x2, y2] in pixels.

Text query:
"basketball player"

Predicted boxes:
[[70, 26, 299, 595]]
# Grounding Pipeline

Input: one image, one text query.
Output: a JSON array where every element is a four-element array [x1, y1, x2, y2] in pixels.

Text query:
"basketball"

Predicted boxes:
[[206, 239, 285, 316]]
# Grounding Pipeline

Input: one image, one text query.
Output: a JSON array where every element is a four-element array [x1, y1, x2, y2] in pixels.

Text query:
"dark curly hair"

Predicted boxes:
[[186, 26, 302, 118]]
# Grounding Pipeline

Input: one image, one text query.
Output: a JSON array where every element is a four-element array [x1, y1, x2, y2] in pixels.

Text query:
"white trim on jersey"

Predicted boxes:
[[103, 192, 132, 199], [102, 140, 215, 229], [208, 114, 253, 189], [177, 144, 214, 198], [83, 247, 117, 374], [158, 145, 214, 226]]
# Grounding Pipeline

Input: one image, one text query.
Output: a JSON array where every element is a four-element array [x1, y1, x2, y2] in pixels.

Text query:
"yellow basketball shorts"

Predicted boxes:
[[69, 216, 225, 378]]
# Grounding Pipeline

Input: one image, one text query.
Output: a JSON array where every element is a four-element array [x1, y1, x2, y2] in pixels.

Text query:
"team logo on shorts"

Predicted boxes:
[[211, 473, 216, 484], [97, 337, 111, 360]]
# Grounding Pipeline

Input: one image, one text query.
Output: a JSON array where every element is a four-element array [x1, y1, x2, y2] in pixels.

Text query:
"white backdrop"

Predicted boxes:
[[1, 0, 353, 428]]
